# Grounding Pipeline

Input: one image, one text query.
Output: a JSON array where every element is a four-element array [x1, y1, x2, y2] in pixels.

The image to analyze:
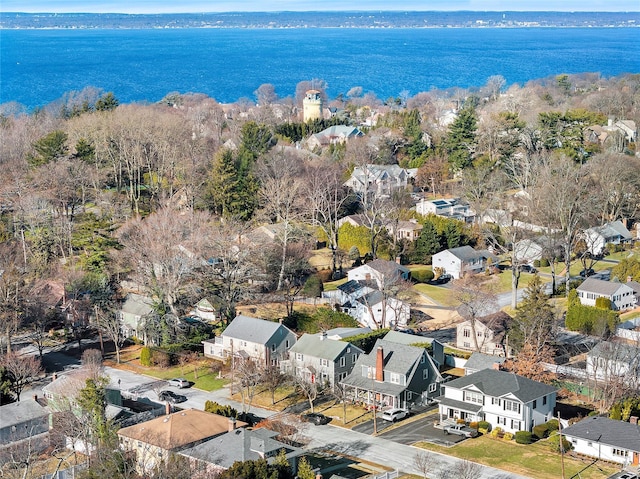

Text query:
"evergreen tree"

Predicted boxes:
[[74, 137, 95, 162], [444, 104, 477, 172], [207, 149, 239, 218], [413, 220, 440, 263], [442, 221, 462, 249], [28, 130, 68, 166], [95, 92, 119, 111], [511, 274, 555, 353], [296, 457, 316, 479]]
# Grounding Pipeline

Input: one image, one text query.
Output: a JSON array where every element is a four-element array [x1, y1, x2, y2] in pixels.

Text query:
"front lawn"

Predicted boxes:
[[414, 436, 617, 479]]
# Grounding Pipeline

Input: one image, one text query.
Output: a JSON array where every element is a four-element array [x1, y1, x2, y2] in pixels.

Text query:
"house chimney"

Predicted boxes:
[[228, 417, 237, 432], [52, 373, 57, 381], [320, 331, 327, 341], [165, 402, 171, 416], [628, 276, 633, 283], [316, 474, 323, 479], [395, 256, 401, 264], [492, 362, 501, 370], [631, 416, 638, 425], [33, 394, 38, 401], [375, 346, 384, 382]]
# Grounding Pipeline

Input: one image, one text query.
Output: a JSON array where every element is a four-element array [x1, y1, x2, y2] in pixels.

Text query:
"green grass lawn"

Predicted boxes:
[[415, 436, 618, 479], [143, 365, 228, 391], [412, 283, 455, 306], [324, 277, 349, 291]]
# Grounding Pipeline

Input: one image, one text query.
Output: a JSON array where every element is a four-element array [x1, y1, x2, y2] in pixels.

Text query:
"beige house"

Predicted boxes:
[[456, 311, 514, 357], [117, 409, 247, 474]]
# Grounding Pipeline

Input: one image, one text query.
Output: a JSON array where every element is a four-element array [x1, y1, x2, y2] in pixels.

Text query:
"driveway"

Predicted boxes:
[[379, 415, 467, 447]]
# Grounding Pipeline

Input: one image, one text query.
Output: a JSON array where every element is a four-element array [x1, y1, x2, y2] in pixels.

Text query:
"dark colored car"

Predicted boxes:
[[159, 390, 187, 404], [519, 264, 537, 273], [432, 274, 452, 285], [580, 268, 595, 278], [301, 413, 331, 425]]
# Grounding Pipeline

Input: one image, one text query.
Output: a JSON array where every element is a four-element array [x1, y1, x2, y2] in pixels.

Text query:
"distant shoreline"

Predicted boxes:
[[1, 10, 638, 30]]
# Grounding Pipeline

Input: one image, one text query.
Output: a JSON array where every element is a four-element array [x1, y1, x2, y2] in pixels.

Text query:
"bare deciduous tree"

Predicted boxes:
[[451, 275, 499, 352], [1, 353, 43, 401]]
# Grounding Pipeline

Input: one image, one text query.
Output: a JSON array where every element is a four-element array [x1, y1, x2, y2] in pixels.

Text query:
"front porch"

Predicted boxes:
[[437, 396, 483, 424]]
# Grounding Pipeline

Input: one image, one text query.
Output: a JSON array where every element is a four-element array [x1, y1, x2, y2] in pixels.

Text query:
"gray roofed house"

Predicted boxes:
[[583, 220, 633, 256], [586, 340, 640, 385], [280, 332, 363, 390], [383, 330, 445, 367], [202, 315, 296, 366], [456, 310, 514, 357], [562, 416, 640, 466], [437, 369, 557, 433], [340, 338, 443, 411], [180, 427, 303, 477], [463, 352, 506, 376], [119, 293, 155, 343], [324, 326, 372, 340], [576, 277, 636, 311], [432, 246, 499, 279], [344, 164, 410, 198], [307, 125, 363, 149], [0, 398, 50, 450]]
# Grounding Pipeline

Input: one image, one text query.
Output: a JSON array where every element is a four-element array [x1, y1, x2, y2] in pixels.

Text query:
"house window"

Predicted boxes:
[[271, 344, 276, 352], [464, 391, 483, 405], [353, 354, 357, 363], [423, 369, 429, 379], [421, 355, 425, 364], [407, 391, 412, 400], [340, 357, 346, 367], [492, 397, 501, 406], [497, 416, 506, 425], [463, 329, 471, 338], [429, 383, 437, 393], [286, 340, 290, 348], [532, 399, 537, 409], [543, 395, 547, 405], [613, 449, 628, 457], [504, 400, 521, 413], [321, 359, 328, 367], [511, 419, 521, 430], [296, 353, 303, 361], [463, 342, 471, 348], [389, 372, 401, 384]]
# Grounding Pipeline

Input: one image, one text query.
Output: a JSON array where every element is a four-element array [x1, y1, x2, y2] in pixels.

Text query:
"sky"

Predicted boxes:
[[1, 0, 639, 13]]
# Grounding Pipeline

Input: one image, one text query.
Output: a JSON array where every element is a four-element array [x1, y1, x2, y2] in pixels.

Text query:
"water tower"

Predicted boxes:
[[303, 89, 323, 122]]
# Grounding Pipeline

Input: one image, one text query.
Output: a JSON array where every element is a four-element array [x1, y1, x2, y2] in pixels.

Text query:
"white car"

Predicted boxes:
[[381, 408, 409, 422], [167, 377, 189, 388]]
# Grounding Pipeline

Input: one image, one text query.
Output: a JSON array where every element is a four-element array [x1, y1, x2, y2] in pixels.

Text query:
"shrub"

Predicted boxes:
[[490, 427, 502, 438], [595, 297, 612, 310], [478, 428, 489, 435], [456, 418, 466, 424], [411, 269, 434, 283], [152, 350, 171, 368], [204, 400, 238, 418], [515, 431, 533, 444], [469, 421, 479, 430], [540, 258, 550, 267], [478, 420, 491, 432], [503, 432, 514, 441], [546, 419, 559, 432], [316, 269, 333, 283], [533, 260, 541, 267], [533, 424, 548, 439], [303, 274, 323, 298], [548, 432, 573, 453], [140, 346, 152, 366]]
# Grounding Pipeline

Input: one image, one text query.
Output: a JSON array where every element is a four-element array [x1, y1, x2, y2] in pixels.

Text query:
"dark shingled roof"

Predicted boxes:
[[562, 416, 640, 451], [464, 352, 506, 372], [443, 369, 556, 403]]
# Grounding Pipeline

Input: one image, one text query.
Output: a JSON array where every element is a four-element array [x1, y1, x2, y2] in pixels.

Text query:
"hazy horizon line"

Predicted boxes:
[[3, 9, 639, 14]]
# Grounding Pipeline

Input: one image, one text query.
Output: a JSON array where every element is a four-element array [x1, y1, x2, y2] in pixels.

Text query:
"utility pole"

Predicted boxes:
[[558, 411, 565, 479]]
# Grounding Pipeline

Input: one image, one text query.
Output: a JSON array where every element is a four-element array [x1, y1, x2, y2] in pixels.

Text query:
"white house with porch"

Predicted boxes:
[[437, 369, 556, 433]]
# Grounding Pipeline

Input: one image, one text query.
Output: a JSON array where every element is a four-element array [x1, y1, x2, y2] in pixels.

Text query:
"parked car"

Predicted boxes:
[[432, 274, 452, 285], [443, 424, 478, 438], [168, 378, 190, 388], [519, 264, 537, 273], [301, 413, 331, 425], [159, 390, 187, 404], [579, 268, 595, 278], [381, 408, 409, 422]]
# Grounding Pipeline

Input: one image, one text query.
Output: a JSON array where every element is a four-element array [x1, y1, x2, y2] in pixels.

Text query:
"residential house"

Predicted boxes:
[[432, 246, 499, 279], [586, 341, 640, 387], [513, 236, 563, 265], [562, 416, 640, 466], [599, 118, 638, 144], [118, 409, 247, 474], [340, 338, 443, 411], [0, 397, 50, 452], [181, 427, 303, 479], [583, 220, 633, 256], [324, 280, 410, 330], [456, 311, 514, 357], [119, 293, 155, 342], [463, 352, 506, 376], [576, 278, 637, 311], [336, 214, 368, 229], [307, 125, 363, 149], [347, 260, 410, 289], [344, 164, 410, 198], [324, 326, 372, 341], [189, 298, 217, 323], [415, 198, 475, 223], [280, 332, 363, 390], [383, 330, 446, 369], [386, 219, 423, 242], [202, 315, 296, 366], [627, 279, 640, 305], [437, 369, 557, 433]]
